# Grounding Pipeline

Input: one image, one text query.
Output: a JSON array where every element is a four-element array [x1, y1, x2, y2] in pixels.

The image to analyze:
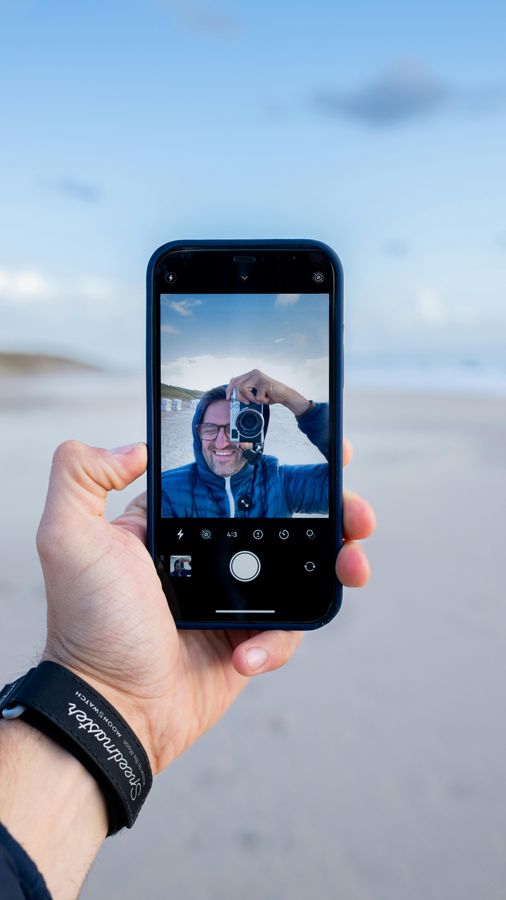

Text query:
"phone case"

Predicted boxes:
[[146, 239, 344, 629]]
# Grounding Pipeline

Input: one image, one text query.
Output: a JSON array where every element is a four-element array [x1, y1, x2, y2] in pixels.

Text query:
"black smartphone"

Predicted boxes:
[[146, 240, 343, 629]]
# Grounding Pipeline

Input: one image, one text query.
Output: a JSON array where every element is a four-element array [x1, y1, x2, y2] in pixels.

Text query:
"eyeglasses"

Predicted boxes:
[[197, 423, 232, 440]]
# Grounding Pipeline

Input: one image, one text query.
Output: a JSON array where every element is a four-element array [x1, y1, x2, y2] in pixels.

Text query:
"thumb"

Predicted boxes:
[[41, 440, 147, 522]]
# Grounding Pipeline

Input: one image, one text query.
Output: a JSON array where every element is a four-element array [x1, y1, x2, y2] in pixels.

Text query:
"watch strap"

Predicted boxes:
[[0, 662, 153, 835]]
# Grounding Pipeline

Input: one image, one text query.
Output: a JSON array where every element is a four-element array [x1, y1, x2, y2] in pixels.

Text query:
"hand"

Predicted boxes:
[[226, 368, 310, 416], [38, 440, 375, 776]]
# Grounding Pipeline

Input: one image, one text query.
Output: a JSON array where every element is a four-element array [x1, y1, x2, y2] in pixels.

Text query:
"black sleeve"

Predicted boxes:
[[0, 824, 52, 900]]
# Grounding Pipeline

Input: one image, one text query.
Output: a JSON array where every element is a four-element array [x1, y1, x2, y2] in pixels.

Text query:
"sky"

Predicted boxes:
[[160, 292, 329, 398], [0, 0, 505, 375]]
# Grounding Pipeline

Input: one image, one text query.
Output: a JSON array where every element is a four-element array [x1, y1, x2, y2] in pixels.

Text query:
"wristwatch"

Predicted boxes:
[[0, 661, 153, 835]]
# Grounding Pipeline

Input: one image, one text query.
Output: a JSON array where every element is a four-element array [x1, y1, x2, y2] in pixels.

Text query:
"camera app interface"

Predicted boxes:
[[160, 292, 329, 517], [159, 291, 332, 620]]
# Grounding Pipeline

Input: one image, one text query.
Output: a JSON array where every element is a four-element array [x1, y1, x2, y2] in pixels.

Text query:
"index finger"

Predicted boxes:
[[122, 491, 147, 514], [343, 438, 353, 466]]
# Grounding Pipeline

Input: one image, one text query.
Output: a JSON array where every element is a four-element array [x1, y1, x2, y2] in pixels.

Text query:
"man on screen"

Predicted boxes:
[[161, 369, 328, 518]]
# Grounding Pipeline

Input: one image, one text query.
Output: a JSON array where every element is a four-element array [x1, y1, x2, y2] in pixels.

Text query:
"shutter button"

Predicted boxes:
[[229, 551, 261, 582]]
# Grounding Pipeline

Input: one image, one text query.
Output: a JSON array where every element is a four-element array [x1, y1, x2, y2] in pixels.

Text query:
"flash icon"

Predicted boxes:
[[177, 529, 184, 540]]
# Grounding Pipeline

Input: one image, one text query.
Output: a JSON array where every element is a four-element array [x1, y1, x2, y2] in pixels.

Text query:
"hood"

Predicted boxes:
[[192, 387, 270, 484]]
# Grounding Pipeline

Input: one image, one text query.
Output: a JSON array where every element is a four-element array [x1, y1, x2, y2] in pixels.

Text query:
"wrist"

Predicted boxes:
[[284, 391, 312, 417], [0, 718, 108, 899], [41, 650, 157, 772], [1, 661, 154, 837]]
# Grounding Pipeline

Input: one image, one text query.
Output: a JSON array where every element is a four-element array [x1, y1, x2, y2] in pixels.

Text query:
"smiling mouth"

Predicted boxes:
[[213, 450, 237, 457]]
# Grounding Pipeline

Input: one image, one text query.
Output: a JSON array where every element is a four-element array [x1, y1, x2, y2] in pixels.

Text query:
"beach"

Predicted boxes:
[[1, 372, 505, 900]]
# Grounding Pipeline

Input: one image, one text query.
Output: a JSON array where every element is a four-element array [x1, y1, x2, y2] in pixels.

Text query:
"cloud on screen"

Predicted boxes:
[[163, 298, 203, 317], [161, 354, 329, 400], [275, 293, 300, 306]]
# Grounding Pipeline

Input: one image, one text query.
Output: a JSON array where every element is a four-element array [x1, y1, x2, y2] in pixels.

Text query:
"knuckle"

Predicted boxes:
[[278, 633, 298, 666], [36, 517, 64, 559], [35, 523, 46, 555], [283, 632, 302, 663], [52, 439, 85, 465]]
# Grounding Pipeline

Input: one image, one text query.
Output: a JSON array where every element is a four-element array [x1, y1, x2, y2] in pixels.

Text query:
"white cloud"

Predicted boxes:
[[415, 289, 482, 329], [275, 293, 300, 307], [303, 356, 329, 372], [0, 266, 128, 313], [0, 266, 58, 302], [161, 323, 181, 334], [161, 353, 329, 401], [0, 262, 143, 369], [164, 299, 203, 317], [273, 337, 286, 343], [417, 290, 447, 325], [77, 277, 115, 302]]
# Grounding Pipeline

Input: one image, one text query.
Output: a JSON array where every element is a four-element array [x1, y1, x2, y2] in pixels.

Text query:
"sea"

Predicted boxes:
[[346, 355, 506, 396]]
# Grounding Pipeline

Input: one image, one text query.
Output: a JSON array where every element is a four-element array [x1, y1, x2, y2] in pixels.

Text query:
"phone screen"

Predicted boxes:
[[148, 244, 342, 627]]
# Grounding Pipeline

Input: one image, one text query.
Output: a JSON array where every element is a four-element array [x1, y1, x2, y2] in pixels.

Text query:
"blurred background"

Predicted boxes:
[[1, 2, 505, 898]]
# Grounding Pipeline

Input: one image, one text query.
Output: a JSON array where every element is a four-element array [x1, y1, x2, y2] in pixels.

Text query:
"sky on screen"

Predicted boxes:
[[160, 292, 329, 398]]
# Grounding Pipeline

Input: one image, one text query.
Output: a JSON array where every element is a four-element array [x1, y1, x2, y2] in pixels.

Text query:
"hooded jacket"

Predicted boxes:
[[161, 396, 329, 518]]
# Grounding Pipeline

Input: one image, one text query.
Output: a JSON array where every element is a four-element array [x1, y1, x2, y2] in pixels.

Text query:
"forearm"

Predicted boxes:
[[282, 388, 311, 417], [0, 719, 108, 899]]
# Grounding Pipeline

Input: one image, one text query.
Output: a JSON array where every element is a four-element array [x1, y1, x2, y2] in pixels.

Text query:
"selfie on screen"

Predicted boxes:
[[160, 292, 330, 519]]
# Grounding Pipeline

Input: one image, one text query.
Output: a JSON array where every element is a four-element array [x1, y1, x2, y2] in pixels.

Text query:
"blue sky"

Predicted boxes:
[[0, 0, 505, 372], [160, 292, 329, 397]]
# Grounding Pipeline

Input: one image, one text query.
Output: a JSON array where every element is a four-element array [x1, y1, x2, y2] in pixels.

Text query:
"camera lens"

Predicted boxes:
[[236, 409, 264, 439]]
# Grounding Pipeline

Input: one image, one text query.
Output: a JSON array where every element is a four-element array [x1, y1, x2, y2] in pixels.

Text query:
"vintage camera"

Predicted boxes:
[[229, 387, 265, 444]]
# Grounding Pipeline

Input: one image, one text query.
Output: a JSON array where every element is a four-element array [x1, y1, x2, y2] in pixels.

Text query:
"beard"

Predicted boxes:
[[202, 442, 249, 476]]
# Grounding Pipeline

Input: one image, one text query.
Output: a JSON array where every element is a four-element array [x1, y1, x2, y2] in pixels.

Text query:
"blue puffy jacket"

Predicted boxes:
[[161, 398, 328, 518]]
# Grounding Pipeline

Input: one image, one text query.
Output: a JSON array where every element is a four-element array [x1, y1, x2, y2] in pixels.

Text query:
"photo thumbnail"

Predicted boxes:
[[169, 556, 192, 577]]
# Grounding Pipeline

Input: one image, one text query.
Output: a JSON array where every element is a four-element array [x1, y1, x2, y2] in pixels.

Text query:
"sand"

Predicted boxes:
[[1, 372, 505, 900]]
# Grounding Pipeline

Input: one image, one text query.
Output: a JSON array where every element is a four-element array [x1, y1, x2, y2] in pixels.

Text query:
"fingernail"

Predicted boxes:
[[246, 647, 268, 671], [110, 442, 143, 455]]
